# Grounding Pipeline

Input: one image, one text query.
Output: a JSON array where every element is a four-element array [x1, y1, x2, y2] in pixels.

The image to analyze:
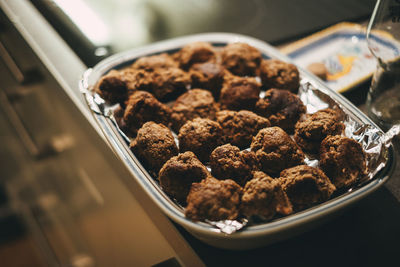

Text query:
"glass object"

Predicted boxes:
[[366, 0, 400, 130]]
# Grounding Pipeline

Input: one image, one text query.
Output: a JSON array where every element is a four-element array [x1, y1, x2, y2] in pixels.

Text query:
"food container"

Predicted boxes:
[[80, 33, 396, 250]]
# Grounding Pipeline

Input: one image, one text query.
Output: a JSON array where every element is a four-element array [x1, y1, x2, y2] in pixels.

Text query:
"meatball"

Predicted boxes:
[[209, 144, 258, 186], [123, 91, 171, 135], [219, 76, 261, 111], [255, 88, 306, 133], [185, 176, 242, 221], [113, 105, 128, 132], [216, 110, 270, 149], [189, 62, 226, 99], [171, 89, 219, 131], [251, 127, 305, 176], [175, 42, 216, 70], [158, 151, 209, 203], [131, 53, 178, 71], [95, 69, 136, 104], [259, 59, 300, 93], [280, 165, 336, 210], [178, 118, 223, 162], [221, 42, 262, 76], [130, 68, 190, 102], [241, 171, 293, 220], [319, 135, 367, 189], [294, 108, 345, 153], [130, 122, 178, 173]]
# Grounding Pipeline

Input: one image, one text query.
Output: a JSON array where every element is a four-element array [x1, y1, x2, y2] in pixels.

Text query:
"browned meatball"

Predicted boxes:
[[319, 135, 367, 189], [280, 165, 336, 210], [255, 89, 306, 133], [219, 76, 261, 111], [131, 68, 190, 102], [259, 59, 300, 93], [185, 176, 242, 221], [95, 69, 136, 104], [241, 171, 293, 220], [209, 144, 258, 186], [189, 62, 226, 99], [171, 89, 219, 131], [251, 127, 305, 176], [123, 91, 171, 135], [130, 122, 178, 173], [131, 53, 178, 71], [221, 42, 262, 76], [175, 42, 216, 70], [158, 151, 209, 203], [113, 105, 127, 132], [216, 110, 270, 149], [178, 118, 223, 162], [294, 108, 345, 153]]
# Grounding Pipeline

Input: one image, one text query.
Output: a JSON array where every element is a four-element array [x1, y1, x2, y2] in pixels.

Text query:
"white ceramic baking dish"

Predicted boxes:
[[80, 33, 396, 250]]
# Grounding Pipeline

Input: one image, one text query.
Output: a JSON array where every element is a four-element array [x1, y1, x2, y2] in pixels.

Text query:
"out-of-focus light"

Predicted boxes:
[[94, 47, 109, 57], [53, 0, 110, 46]]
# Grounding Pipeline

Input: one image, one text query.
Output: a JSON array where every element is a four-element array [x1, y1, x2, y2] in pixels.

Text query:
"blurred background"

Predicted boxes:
[[30, 0, 376, 65]]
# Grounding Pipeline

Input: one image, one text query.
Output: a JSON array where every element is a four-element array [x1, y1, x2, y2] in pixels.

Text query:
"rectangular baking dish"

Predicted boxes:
[[80, 33, 396, 250]]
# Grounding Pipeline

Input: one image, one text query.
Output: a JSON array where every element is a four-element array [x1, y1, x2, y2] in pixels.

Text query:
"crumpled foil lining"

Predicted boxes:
[[209, 79, 399, 235], [82, 75, 399, 235]]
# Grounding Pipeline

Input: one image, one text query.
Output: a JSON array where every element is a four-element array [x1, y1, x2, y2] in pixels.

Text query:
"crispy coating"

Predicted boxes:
[[189, 62, 226, 99], [216, 110, 270, 149], [221, 42, 262, 76], [280, 165, 336, 210], [251, 127, 305, 176], [130, 68, 190, 102], [185, 176, 242, 221], [123, 91, 171, 135], [178, 118, 223, 162], [171, 89, 219, 131], [259, 59, 300, 93], [130, 122, 178, 173], [319, 135, 367, 189], [241, 171, 293, 220], [175, 42, 216, 70], [294, 108, 345, 153], [95, 69, 137, 104], [219, 76, 261, 111], [210, 144, 258, 186], [255, 89, 306, 133], [131, 53, 178, 71], [158, 151, 209, 203]]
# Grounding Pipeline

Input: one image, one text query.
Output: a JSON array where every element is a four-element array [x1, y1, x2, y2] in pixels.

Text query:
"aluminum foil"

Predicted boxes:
[[299, 78, 395, 182], [82, 73, 399, 235]]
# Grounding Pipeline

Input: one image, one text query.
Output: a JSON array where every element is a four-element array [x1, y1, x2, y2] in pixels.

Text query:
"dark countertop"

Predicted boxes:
[[177, 77, 400, 267]]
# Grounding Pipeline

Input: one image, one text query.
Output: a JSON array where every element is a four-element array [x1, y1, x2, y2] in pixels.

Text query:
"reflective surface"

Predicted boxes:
[[366, 0, 400, 130], [30, 0, 376, 66]]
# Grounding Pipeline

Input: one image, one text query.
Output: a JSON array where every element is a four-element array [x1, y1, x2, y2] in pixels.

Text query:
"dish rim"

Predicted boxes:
[[80, 32, 396, 240]]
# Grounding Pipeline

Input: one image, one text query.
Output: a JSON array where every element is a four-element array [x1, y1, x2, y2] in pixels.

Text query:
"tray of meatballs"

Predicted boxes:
[[80, 33, 396, 250]]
